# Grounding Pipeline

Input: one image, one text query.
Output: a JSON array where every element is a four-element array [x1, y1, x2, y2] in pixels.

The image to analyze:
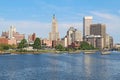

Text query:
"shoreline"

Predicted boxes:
[[0, 50, 98, 55]]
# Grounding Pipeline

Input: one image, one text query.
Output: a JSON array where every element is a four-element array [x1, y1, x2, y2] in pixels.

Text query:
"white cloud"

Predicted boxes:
[[0, 20, 51, 38], [90, 11, 113, 20], [0, 19, 82, 39]]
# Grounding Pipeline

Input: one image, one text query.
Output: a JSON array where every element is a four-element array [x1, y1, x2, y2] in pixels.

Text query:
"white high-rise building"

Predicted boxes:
[[9, 25, 16, 39], [49, 15, 60, 41], [83, 16, 93, 38]]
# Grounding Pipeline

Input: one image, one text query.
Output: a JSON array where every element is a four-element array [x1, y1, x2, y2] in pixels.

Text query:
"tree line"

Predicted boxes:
[[0, 37, 95, 51]]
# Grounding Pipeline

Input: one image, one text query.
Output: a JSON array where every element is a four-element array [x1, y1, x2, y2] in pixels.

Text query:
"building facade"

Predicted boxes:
[[106, 34, 113, 49], [67, 27, 82, 46], [8, 38, 17, 45], [49, 15, 60, 41], [0, 37, 8, 44], [109, 36, 113, 48], [9, 25, 16, 39], [90, 24, 106, 48], [1, 26, 25, 44], [28, 33, 36, 44], [42, 39, 52, 47], [86, 35, 104, 49], [83, 16, 93, 39], [0, 37, 16, 45]]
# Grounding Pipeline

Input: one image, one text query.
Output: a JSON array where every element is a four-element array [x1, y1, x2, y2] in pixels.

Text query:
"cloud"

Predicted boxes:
[[0, 20, 50, 38], [90, 11, 113, 20], [0, 19, 82, 39]]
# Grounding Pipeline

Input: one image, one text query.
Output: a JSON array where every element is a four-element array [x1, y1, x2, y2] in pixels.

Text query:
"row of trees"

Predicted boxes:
[[79, 41, 94, 50], [0, 44, 16, 51], [18, 38, 41, 50], [17, 39, 95, 51], [0, 37, 95, 51], [0, 38, 41, 51], [55, 41, 95, 51]]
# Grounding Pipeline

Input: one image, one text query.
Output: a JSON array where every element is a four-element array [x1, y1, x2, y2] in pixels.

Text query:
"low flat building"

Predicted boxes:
[[8, 38, 17, 45], [0, 37, 8, 44], [0, 37, 17, 45], [42, 39, 52, 48], [1, 26, 25, 44]]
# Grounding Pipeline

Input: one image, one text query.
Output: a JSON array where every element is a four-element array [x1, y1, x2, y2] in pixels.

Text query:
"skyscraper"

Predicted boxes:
[[90, 24, 106, 48], [83, 16, 93, 38], [90, 24, 106, 38], [49, 15, 60, 41], [9, 25, 16, 39]]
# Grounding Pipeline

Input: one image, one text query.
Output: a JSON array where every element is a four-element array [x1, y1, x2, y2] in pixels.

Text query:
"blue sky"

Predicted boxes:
[[0, 0, 120, 43]]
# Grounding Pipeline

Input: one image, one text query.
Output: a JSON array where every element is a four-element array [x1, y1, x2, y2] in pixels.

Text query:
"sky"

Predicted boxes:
[[0, 0, 120, 43]]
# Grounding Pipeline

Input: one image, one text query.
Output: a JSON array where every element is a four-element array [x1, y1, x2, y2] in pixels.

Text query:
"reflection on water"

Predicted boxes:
[[0, 52, 120, 80]]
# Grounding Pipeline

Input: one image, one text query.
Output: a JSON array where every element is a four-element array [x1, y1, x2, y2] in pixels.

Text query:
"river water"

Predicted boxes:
[[0, 51, 120, 80]]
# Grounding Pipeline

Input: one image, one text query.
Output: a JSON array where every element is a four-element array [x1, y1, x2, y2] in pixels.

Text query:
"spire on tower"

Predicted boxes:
[[53, 14, 55, 19]]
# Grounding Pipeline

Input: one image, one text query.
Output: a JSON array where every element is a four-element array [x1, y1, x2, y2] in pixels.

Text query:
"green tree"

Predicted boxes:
[[79, 41, 94, 50], [3, 45, 9, 50], [33, 38, 41, 50], [10, 44, 17, 49], [0, 44, 10, 51], [0, 45, 4, 51], [55, 44, 65, 51], [17, 39, 27, 49]]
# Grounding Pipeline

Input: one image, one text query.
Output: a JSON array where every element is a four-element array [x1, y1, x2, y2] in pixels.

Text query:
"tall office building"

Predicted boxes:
[[49, 15, 60, 41], [9, 25, 16, 39], [90, 24, 106, 48], [90, 24, 106, 37], [83, 16, 93, 39]]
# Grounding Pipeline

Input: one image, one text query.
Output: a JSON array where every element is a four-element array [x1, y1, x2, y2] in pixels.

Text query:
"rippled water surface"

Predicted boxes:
[[0, 52, 120, 80]]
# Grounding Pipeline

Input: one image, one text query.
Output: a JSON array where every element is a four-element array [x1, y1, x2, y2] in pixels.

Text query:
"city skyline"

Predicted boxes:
[[0, 0, 120, 43]]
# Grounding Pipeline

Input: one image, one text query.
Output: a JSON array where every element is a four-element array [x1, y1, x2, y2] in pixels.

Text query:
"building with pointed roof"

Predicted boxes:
[[49, 15, 60, 41]]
